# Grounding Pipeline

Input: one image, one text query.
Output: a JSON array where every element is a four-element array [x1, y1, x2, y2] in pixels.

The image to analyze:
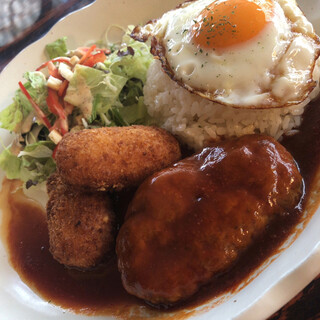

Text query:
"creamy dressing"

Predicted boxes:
[[64, 73, 93, 119]]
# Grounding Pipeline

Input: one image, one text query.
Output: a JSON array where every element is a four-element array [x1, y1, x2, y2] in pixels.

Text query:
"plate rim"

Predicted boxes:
[[1, 0, 320, 319]]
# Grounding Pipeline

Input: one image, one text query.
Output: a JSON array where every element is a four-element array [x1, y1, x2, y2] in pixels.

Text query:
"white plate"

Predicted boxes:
[[1, 0, 320, 319]]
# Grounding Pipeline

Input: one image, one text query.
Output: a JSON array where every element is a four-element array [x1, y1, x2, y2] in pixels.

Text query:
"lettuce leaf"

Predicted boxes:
[[119, 78, 143, 106], [0, 71, 48, 133], [118, 96, 148, 124], [105, 38, 153, 83], [0, 148, 22, 180], [0, 102, 26, 132], [45, 37, 68, 59], [0, 141, 56, 185], [64, 64, 127, 122]]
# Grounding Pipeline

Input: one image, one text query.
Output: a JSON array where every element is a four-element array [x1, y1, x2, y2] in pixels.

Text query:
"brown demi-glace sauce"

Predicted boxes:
[[1, 99, 320, 318]]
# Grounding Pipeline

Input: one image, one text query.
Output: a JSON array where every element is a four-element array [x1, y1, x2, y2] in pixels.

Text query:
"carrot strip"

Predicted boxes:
[[47, 61, 64, 80], [36, 58, 72, 71], [46, 88, 66, 120], [52, 143, 59, 159], [82, 51, 106, 67], [59, 118, 68, 135], [79, 44, 96, 65], [58, 79, 69, 97]]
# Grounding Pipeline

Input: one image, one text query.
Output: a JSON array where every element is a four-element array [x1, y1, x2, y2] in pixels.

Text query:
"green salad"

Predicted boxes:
[[0, 27, 154, 188]]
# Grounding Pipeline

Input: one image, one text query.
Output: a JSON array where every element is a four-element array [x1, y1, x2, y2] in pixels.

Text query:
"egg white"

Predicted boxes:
[[134, 0, 320, 108]]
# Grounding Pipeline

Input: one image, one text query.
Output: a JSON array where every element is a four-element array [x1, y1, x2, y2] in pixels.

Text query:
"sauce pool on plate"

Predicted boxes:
[[1, 98, 320, 318]]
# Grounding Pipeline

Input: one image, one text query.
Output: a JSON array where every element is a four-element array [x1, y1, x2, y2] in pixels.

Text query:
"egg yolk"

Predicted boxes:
[[191, 0, 274, 51]]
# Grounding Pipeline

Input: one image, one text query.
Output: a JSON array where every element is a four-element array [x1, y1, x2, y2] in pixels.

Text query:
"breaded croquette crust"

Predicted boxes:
[[47, 174, 115, 269], [55, 125, 181, 191]]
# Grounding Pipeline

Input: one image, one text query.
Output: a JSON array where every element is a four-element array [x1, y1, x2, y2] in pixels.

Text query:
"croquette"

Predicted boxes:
[[55, 125, 181, 191], [46, 173, 115, 269]]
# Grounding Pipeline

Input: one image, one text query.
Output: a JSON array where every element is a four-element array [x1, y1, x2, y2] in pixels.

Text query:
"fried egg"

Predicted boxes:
[[132, 0, 320, 108]]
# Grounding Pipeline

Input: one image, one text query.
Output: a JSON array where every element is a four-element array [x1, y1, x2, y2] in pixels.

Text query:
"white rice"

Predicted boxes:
[[144, 59, 320, 150]]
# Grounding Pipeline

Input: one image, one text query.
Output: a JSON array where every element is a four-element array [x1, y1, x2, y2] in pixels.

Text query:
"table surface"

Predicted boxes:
[[0, 0, 320, 319]]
